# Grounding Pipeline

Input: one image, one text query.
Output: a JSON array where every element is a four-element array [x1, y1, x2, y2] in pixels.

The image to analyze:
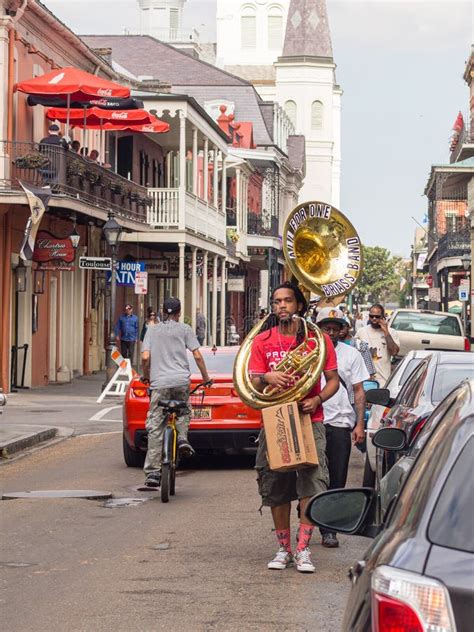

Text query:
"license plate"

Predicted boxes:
[[192, 406, 211, 419]]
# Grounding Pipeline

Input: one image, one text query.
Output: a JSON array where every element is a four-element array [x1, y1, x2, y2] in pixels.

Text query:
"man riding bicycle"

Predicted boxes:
[[141, 297, 211, 488]]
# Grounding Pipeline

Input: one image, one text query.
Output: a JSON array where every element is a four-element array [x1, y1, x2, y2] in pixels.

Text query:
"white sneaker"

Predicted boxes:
[[267, 547, 293, 570], [295, 547, 315, 573]]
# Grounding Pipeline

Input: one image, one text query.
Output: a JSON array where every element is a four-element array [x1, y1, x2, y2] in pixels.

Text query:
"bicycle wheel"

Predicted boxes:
[[161, 463, 170, 503]]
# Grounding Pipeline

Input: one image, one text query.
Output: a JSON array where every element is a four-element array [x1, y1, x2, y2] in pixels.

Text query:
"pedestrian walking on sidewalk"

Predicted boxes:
[[140, 306, 159, 343], [141, 297, 211, 488], [248, 282, 339, 573], [316, 308, 369, 548], [115, 303, 138, 363]]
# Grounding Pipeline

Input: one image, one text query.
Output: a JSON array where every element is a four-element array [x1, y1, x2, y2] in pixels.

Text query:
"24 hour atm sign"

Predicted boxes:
[[107, 261, 145, 286]]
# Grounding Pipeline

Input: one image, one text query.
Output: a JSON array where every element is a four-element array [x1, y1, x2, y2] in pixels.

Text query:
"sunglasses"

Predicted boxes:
[[369, 314, 382, 319]]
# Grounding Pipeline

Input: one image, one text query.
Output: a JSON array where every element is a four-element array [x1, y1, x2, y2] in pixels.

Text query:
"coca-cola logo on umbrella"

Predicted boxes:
[[33, 231, 76, 264]]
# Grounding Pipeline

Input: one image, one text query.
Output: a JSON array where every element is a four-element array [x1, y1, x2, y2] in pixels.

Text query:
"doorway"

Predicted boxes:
[[117, 136, 134, 179]]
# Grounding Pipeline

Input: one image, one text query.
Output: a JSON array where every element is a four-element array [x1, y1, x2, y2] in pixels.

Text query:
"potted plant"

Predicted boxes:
[[15, 151, 50, 169]]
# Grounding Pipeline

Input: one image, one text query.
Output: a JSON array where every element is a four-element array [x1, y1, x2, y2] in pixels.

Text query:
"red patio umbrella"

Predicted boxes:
[[15, 67, 130, 100], [16, 67, 130, 134], [46, 106, 158, 126]]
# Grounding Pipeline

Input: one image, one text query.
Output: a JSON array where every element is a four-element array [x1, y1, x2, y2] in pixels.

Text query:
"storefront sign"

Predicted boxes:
[[134, 271, 148, 295], [144, 259, 169, 276], [107, 261, 145, 286], [227, 277, 245, 292], [33, 231, 76, 264], [79, 257, 112, 270]]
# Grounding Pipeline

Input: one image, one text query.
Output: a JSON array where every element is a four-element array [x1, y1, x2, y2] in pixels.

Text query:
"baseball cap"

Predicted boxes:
[[316, 307, 347, 327], [163, 297, 181, 315], [48, 124, 60, 132]]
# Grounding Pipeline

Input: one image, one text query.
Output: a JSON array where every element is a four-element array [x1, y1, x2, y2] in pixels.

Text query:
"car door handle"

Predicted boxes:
[[421, 339, 430, 344], [348, 560, 366, 584]]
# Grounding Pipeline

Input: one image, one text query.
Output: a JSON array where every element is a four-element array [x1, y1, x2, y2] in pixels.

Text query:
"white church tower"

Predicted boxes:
[[138, 0, 186, 41], [275, 0, 341, 206], [216, 0, 341, 207]]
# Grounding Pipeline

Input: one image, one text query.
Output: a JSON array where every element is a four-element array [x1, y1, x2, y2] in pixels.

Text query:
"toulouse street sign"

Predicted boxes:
[[79, 257, 112, 270]]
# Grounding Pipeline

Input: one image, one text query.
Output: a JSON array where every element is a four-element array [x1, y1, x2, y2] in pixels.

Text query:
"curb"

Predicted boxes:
[[0, 427, 58, 458], [0, 426, 76, 463]]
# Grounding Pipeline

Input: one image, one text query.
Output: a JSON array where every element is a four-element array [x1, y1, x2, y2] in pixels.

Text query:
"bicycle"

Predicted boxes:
[[159, 380, 212, 503]]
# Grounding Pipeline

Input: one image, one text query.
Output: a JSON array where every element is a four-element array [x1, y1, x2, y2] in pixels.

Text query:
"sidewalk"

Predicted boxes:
[[1, 372, 106, 458]]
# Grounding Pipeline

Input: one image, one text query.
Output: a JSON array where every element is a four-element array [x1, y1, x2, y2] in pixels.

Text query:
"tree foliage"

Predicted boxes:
[[357, 246, 402, 304]]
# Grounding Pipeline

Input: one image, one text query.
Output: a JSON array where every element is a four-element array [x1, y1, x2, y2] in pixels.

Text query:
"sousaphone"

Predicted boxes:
[[233, 201, 363, 409]]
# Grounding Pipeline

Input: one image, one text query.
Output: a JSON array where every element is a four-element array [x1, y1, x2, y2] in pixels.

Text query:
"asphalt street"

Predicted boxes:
[[2, 373, 123, 436], [0, 430, 368, 631]]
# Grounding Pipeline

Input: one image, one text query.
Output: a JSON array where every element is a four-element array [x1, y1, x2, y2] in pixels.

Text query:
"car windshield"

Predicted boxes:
[[188, 349, 237, 374], [431, 363, 474, 404], [391, 312, 461, 336]]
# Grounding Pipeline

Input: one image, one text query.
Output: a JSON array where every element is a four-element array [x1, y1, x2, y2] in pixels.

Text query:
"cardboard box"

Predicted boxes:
[[262, 401, 319, 472]]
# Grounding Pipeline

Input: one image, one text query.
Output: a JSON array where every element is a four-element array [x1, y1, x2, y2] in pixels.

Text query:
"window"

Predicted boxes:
[[284, 100, 297, 127], [169, 7, 179, 38], [428, 436, 474, 553], [396, 360, 429, 408], [311, 100, 323, 130], [431, 363, 474, 404], [391, 312, 461, 337], [268, 6, 283, 49], [241, 6, 256, 49]]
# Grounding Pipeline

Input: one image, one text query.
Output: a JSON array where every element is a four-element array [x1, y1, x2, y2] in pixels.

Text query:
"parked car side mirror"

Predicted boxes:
[[305, 488, 377, 536], [372, 427, 407, 451], [365, 388, 392, 407]]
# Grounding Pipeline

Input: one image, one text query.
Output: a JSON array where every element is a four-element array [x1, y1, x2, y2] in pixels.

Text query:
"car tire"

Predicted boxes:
[[123, 434, 145, 468], [363, 453, 375, 488]]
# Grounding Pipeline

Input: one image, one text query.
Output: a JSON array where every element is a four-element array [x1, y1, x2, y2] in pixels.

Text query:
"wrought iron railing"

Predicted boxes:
[[450, 120, 474, 163], [0, 140, 151, 222], [247, 213, 279, 237], [437, 226, 470, 260]]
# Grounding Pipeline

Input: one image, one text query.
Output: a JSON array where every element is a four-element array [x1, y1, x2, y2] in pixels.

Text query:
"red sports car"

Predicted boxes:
[[122, 346, 262, 466]]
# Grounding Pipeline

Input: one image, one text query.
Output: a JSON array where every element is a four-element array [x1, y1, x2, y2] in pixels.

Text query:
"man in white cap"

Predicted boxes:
[[316, 307, 369, 548]]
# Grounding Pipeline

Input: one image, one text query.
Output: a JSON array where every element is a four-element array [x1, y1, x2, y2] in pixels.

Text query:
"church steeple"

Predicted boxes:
[[281, 0, 333, 60]]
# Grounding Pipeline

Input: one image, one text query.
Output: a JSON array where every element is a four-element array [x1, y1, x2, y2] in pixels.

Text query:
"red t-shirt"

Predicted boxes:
[[248, 327, 337, 422]]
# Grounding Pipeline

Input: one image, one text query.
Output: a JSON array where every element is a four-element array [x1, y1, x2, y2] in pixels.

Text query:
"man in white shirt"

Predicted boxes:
[[316, 307, 370, 548], [355, 303, 400, 386]]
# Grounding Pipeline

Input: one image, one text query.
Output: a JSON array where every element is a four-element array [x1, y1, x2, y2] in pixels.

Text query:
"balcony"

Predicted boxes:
[[437, 226, 470, 260], [147, 188, 226, 245], [247, 214, 279, 237], [450, 120, 474, 163], [0, 140, 150, 223]]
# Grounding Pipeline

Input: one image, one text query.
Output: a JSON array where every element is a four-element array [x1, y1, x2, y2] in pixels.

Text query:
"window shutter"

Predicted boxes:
[[268, 15, 283, 49], [284, 100, 297, 127], [311, 101, 323, 130], [241, 16, 256, 49]]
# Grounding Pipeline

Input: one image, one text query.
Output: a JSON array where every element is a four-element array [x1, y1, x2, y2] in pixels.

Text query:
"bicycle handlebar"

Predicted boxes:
[[190, 380, 213, 394]]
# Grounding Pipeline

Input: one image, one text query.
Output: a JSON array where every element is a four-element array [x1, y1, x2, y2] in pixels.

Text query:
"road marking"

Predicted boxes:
[[89, 406, 121, 422]]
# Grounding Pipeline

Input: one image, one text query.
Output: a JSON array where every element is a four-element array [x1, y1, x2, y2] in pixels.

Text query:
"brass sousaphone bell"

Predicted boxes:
[[233, 201, 363, 410]]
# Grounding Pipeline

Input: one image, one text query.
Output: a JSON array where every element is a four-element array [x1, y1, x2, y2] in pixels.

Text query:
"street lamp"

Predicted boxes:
[[103, 212, 123, 383], [461, 253, 471, 271]]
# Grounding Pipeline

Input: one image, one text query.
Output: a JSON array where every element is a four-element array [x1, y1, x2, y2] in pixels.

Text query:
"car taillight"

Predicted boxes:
[[372, 565, 455, 632], [464, 337, 471, 351], [132, 387, 148, 398]]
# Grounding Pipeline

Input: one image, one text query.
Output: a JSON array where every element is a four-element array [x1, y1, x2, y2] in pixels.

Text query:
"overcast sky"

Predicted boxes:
[[44, 0, 473, 256]]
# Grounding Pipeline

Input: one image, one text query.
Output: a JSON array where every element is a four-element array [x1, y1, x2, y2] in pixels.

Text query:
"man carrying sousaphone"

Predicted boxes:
[[248, 281, 340, 573]]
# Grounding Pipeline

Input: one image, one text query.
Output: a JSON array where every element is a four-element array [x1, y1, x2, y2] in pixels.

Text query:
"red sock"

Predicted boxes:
[[275, 528, 291, 552], [296, 523, 314, 552]]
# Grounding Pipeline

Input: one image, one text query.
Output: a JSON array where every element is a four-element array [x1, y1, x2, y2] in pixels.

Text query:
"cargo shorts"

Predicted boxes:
[[255, 421, 329, 507]]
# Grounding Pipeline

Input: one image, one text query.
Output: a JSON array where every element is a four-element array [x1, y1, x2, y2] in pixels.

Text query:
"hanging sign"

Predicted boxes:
[[33, 231, 76, 264], [107, 261, 145, 286], [134, 271, 148, 294]]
